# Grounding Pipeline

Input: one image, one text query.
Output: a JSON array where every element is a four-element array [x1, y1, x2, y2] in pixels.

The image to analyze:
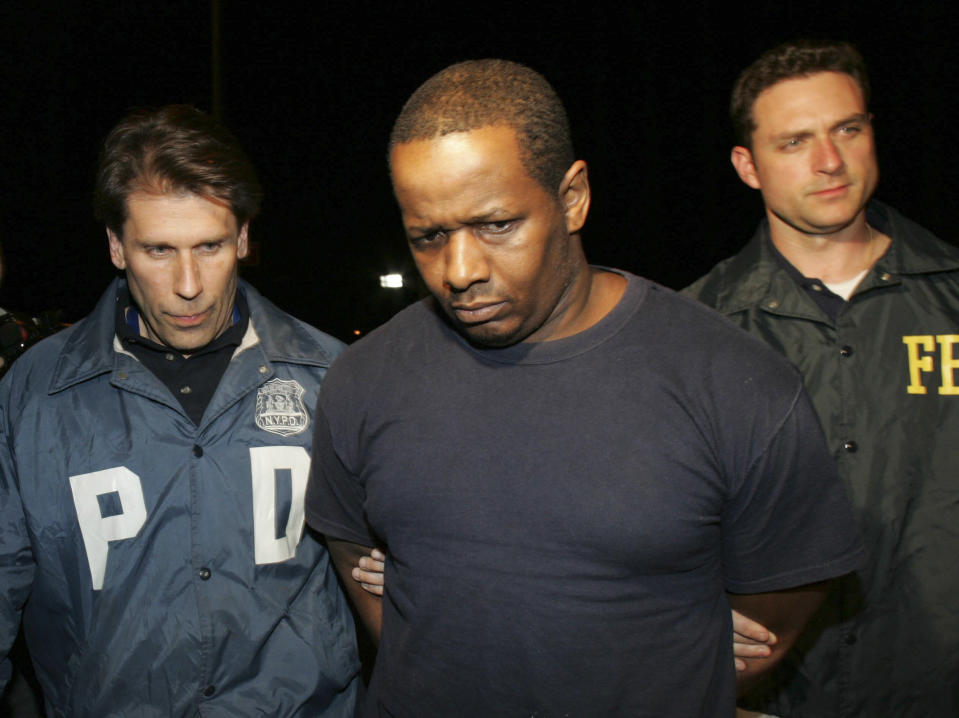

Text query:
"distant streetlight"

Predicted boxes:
[[380, 274, 404, 289]]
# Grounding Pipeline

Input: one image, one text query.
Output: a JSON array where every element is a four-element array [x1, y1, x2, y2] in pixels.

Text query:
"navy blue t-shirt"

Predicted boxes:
[[306, 270, 864, 717]]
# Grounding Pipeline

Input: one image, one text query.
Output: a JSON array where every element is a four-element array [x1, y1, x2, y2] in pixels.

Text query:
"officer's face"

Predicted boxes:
[[390, 125, 587, 348], [108, 191, 248, 355], [733, 71, 879, 236]]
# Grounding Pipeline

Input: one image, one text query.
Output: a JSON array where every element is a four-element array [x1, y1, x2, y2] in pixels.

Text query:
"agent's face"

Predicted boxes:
[[733, 71, 878, 236], [390, 125, 585, 347], [108, 191, 248, 355]]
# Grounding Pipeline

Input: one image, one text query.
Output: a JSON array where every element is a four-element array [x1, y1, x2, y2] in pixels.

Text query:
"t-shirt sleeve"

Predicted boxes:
[[305, 398, 376, 547], [721, 382, 866, 593]]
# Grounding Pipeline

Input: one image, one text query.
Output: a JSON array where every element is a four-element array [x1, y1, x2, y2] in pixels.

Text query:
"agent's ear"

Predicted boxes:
[[731, 146, 761, 190], [107, 229, 127, 270], [237, 221, 250, 259], [560, 160, 590, 234]]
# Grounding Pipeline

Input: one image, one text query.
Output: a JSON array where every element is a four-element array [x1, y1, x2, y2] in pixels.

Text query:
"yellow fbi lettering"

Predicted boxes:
[[903, 334, 959, 395]]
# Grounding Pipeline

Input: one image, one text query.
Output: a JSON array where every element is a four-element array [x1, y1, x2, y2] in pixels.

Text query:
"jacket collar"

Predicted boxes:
[[49, 277, 339, 394], [711, 200, 959, 316], [868, 201, 959, 275]]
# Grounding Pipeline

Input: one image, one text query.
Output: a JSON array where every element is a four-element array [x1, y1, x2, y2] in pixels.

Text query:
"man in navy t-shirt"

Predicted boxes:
[[306, 59, 865, 717]]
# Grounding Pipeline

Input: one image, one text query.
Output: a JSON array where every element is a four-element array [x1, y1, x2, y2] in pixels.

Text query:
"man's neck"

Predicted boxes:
[[767, 212, 890, 283], [543, 265, 627, 343], [578, 266, 628, 329], [119, 292, 244, 359]]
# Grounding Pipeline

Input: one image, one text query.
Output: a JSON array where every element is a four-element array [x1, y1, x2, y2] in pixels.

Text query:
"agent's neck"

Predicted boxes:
[[768, 212, 890, 283]]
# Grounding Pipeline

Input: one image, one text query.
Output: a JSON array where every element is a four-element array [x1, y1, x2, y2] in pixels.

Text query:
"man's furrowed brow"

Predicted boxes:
[[406, 207, 513, 234], [405, 221, 444, 236], [461, 207, 514, 225]]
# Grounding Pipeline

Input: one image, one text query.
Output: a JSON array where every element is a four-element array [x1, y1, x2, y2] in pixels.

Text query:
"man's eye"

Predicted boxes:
[[199, 242, 221, 253], [838, 124, 861, 135], [410, 230, 445, 247], [479, 221, 515, 234], [146, 247, 169, 257]]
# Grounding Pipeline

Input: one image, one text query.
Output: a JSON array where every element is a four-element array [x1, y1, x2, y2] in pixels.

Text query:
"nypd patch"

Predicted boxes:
[[255, 378, 309, 436]]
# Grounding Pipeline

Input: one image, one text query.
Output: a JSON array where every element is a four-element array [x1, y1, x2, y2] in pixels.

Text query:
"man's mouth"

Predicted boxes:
[[810, 184, 850, 198], [450, 301, 506, 324], [168, 309, 211, 328]]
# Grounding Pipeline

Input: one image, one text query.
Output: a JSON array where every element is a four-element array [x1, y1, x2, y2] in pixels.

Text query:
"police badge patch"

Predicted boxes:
[[255, 378, 309, 436]]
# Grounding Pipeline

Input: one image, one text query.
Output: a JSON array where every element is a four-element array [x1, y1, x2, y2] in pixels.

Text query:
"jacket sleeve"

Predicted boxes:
[[0, 380, 36, 691]]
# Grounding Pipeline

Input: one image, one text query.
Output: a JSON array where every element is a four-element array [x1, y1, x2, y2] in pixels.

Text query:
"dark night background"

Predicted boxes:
[[2, 2, 957, 342]]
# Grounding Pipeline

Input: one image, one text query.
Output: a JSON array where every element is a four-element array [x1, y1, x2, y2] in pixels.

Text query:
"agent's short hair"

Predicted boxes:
[[731, 39, 870, 148], [94, 105, 262, 236], [389, 59, 575, 195]]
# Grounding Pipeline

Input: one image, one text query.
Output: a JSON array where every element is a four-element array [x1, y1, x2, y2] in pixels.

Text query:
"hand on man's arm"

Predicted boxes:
[[327, 539, 383, 645], [727, 579, 831, 691], [732, 609, 777, 671], [353, 547, 385, 596]]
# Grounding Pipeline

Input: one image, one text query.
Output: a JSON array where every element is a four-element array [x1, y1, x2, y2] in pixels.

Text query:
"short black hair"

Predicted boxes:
[[389, 59, 575, 195]]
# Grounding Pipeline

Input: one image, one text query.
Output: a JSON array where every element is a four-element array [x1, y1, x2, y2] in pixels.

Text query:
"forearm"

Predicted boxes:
[[327, 538, 383, 644], [727, 579, 832, 690]]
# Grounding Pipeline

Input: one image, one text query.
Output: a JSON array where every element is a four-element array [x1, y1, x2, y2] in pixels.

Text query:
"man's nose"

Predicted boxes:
[[174, 254, 202, 300], [443, 230, 490, 292], [814, 137, 844, 174]]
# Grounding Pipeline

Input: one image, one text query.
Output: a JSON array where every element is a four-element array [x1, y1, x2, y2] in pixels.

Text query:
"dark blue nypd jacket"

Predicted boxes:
[[0, 278, 360, 717]]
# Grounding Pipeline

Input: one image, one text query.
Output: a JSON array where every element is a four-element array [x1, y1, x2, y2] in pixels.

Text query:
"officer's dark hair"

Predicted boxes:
[[389, 59, 575, 196], [731, 39, 870, 148], [94, 105, 262, 236]]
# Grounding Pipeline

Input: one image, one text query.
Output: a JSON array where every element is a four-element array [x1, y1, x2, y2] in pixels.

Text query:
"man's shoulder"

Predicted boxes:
[[607, 273, 804, 401], [319, 298, 448, 404], [683, 256, 741, 307], [636, 274, 726, 328], [241, 282, 346, 367], [0, 319, 86, 411], [682, 230, 767, 312], [337, 297, 438, 362], [653, 280, 796, 362], [629, 271, 757, 342], [5, 321, 76, 371], [874, 201, 959, 274]]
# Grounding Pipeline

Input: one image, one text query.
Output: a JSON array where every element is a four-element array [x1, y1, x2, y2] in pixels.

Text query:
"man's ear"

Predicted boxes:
[[731, 146, 761, 190], [560, 160, 590, 234], [107, 229, 126, 270], [237, 221, 250, 259]]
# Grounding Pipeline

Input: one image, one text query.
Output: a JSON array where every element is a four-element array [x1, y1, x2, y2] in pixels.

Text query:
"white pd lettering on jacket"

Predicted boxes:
[[69, 445, 310, 590]]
